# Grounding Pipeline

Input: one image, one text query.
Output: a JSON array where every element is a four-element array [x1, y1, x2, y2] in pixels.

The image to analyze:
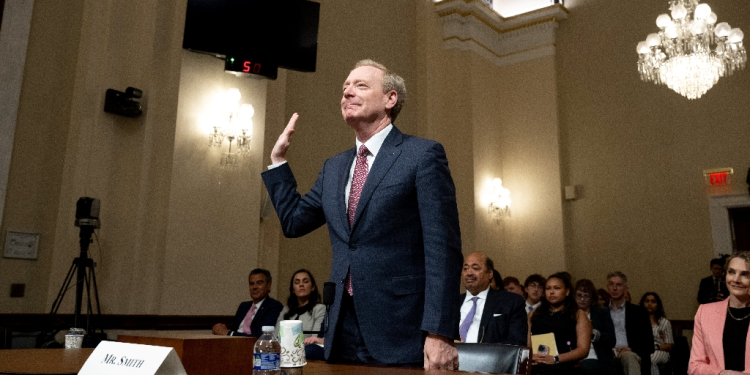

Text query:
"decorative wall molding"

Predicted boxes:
[[435, 0, 568, 66], [0, 0, 35, 230]]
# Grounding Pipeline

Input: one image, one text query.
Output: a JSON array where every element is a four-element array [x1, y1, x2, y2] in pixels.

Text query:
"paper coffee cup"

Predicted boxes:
[[65, 327, 85, 349], [279, 320, 306, 367], [65, 334, 84, 348]]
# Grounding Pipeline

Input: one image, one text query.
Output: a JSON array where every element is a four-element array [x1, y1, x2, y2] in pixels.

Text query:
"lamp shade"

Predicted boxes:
[[656, 14, 672, 28], [694, 3, 711, 20], [671, 3, 687, 19]]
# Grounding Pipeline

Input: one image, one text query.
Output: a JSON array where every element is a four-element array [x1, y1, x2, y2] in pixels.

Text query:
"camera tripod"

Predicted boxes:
[[47, 224, 104, 343]]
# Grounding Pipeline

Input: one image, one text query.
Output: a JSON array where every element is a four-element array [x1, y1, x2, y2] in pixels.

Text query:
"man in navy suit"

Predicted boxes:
[[212, 268, 283, 337], [261, 60, 462, 369], [697, 258, 728, 304], [457, 252, 527, 345]]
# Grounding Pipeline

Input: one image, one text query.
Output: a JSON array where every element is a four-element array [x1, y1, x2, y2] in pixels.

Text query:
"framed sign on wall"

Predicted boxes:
[[3, 231, 39, 260]]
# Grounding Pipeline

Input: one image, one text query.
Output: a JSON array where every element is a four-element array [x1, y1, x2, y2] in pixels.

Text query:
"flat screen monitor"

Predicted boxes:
[[183, 0, 319, 73]]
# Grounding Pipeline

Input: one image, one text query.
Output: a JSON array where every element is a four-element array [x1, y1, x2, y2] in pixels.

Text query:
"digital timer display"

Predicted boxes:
[[224, 57, 278, 80]]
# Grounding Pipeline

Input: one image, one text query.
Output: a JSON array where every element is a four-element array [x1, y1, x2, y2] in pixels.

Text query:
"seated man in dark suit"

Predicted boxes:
[[697, 257, 728, 304], [458, 252, 527, 345], [212, 268, 283, 337]]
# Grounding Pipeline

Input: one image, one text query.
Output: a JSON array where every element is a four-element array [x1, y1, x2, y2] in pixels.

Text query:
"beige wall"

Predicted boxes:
[[1, 0, 749, 323], [558, 0, 750, 319]]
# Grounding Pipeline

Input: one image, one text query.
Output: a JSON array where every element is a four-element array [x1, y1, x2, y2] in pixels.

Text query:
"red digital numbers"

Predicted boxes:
[[242, 61, 262, 74]]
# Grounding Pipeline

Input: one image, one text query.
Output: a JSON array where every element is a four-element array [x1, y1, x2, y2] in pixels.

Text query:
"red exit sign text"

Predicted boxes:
[[709, 172, 728, 186]]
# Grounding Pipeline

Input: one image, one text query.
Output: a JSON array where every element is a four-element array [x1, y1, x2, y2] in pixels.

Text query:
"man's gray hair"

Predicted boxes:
[[353, 59, 406, 123], [606, 271, 628, 284]]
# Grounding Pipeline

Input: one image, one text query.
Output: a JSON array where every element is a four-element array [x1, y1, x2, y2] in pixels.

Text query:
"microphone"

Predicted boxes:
[[321, 282, 336, 334], [323, 282, 336, 306], [304, 282, 337, 335]]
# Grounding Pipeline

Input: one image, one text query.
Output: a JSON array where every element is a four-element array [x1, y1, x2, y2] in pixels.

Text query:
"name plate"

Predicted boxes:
[[79, 341, 187, 375]]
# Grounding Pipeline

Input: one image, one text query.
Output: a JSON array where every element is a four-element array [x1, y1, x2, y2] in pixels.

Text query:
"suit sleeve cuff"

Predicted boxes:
[[267, 161, 288, 170]]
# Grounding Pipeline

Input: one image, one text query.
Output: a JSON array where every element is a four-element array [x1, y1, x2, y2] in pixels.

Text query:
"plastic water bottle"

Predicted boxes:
[[253, 326, 280, 375]]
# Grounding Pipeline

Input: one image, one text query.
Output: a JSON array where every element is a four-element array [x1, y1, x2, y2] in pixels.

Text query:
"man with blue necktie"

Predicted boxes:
[[261, 60, 462, 369], [458, 252, 527, 345]]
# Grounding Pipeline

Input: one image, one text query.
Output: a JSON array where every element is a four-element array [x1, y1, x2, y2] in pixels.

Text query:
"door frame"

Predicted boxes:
[[709, 193, 750, 258]]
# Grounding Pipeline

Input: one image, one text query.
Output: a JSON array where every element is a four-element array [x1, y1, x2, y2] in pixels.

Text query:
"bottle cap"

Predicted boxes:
[[262, 326, 274, 332]]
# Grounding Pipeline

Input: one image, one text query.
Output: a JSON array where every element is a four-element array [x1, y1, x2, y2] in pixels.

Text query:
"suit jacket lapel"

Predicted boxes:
[[351, 127, 403, 231], [712, 298, 728, 367], [479, 289, 497, 329]]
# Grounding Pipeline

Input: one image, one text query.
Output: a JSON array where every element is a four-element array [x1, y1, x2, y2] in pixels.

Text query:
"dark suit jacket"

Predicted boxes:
[[262, 126, 463, 364], [230, 297, 283, 338], [457, 288, 527, 345], [697, 276, 728, 304], [619, 302, 654, 375], [590, 306, 617, 375]]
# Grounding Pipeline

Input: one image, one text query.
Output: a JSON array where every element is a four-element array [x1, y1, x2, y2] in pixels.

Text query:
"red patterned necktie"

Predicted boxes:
[[345, 145, 369, 296], [348, 145, 370, 227]]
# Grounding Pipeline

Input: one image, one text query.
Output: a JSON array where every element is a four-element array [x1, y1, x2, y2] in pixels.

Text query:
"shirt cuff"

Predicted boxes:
[[267, 161, 288, 170]]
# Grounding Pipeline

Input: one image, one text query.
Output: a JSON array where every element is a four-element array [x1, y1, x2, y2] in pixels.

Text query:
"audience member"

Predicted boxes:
[[529, 272, 592, 374], [639, 292, 673, 375], [524, 274, 546, 314], [213, 268, 283, 337], [490, 269, 503, 290], [576, 279, 617, 375], [597, 289, 611, 308], [504, 276, 525, 297], [458, 252, 527, 345], [689, 251, 750, 375], [275, 269, 325, 338], [607, 271, 653, 375], [697, 257, 729, 304], [304, 319, 326, 361]]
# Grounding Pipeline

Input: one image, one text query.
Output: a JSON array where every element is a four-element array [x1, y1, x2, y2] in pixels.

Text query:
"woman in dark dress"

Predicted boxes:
[[529, 272, 592, 375]]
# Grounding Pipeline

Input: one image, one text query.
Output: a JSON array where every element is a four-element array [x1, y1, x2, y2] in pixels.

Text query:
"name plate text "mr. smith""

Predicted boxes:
[[79, 341, 187, 375]]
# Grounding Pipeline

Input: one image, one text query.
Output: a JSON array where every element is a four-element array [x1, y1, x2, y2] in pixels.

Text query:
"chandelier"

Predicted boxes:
[[636, 0, 746, 99], [207, 88, 254, 169]]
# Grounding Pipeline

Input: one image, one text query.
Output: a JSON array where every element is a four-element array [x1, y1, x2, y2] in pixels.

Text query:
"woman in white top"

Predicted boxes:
[[639, 292, 673, 375], [276, 269, 325, 338]]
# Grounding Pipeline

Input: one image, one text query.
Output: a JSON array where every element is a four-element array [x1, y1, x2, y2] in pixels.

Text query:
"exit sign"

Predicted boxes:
[[703, 168, 733, 186]]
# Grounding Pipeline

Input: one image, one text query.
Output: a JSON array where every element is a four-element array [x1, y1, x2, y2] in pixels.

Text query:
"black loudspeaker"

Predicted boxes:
[[104, 87, 142, 117]]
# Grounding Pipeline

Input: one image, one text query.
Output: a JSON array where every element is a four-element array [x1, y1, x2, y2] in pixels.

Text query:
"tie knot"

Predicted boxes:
[[471, 296, 478, 303], [358, 145, 369, 157]]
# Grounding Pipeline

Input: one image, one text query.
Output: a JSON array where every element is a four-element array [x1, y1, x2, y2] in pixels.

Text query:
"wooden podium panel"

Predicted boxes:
[[118, 332, 256, 375]]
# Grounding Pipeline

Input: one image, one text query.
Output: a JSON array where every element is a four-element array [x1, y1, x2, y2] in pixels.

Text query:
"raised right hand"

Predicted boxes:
[[270, 113, 299, 164]]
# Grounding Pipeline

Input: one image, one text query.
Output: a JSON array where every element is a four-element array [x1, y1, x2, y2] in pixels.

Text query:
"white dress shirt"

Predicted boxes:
[[344, 124, 393, 207], [525, 301, 541, 314], [459, 286, 490, 343]]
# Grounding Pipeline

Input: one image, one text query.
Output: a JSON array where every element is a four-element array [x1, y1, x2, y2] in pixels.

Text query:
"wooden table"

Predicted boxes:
[[0, 348, 94, 374], [0, 349, 473, 375]]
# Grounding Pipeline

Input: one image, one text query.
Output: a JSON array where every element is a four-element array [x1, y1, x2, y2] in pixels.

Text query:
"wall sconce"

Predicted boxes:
[[207, 88, 254, 169], [488, 178, 511, 220]]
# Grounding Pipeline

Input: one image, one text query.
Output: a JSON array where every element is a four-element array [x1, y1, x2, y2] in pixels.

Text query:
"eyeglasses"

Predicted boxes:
[[575, 293, 591, 301]]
